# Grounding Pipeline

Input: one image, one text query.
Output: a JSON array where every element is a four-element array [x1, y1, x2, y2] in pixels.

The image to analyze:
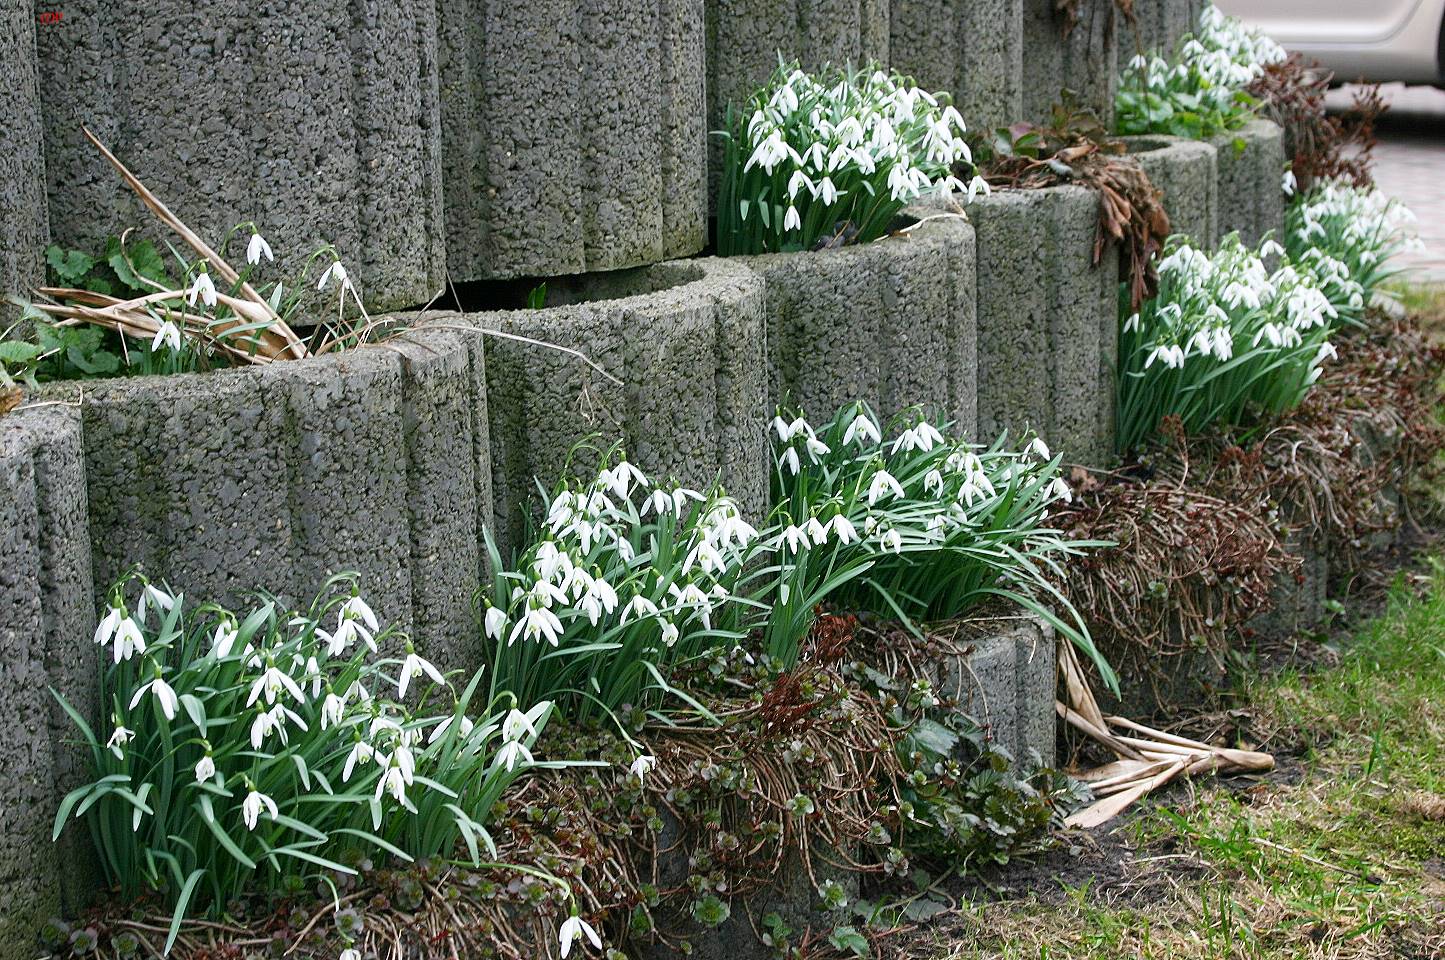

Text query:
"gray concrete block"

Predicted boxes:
[[1022, 0, 1119, 127], [34, 328, 492, 668], [1209, 119, 1287, 247], [1119, 134, 1219, 247], [433, 258, 769, 552], [1123, 0, 1204, 58], [889, 0, 1024, 132], [1245, 527, 1328, 643], [915, 186, 1118, 466], [437, 0, 707, 282], [0, 406, 95, 955], [742, 214, 978, 436], [0, 2, 48, 328], [34, 0, 446, 311]]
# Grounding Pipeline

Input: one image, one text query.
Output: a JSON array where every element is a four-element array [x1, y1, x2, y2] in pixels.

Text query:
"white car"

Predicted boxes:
[[1213, 0, 1445, 85]]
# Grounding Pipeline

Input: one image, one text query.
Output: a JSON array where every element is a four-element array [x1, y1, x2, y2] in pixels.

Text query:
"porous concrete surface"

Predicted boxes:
[[34, 329, 493, 671], [1246, 529, 1328, 641], [889, 0, 1024, 132], [916, 187, 1118, 466], [437, 0, 707, 281], [34, 0, 446, 312], [0, 406, 97, 955], [743, 214, 978, 436], [1119, 134, 1220, 247], [1122, 0, 1204, 58], [0, 3, 48, 326], [931, 612, 1057, 765], [448, 258, 769, 552], [1209, 119, 1287, 247], [1022, 0, 1119, 127]]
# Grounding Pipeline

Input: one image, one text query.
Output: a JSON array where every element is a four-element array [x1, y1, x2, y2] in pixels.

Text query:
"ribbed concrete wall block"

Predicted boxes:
[[0, 407, 96, 955], [928, 611, 1056, 765], [1119, 134, 1219, 247], [456, 259, 768, 551], [744, 214, 977, 435], [1022, 0, 1119, 126], [0, 3, 48, 327], [889, 0, 1024, 132], [917, 187, 1118, 465], [1124, 0, 1204, 57], [1209, 119, 1287, 247], [438, 0, 707, 282], [34, 0, 445, 312], [35, 331, 492, 670]]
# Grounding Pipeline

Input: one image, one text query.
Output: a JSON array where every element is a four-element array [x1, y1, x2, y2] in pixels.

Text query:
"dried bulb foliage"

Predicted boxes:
[[1248, 54, 1384, 192]]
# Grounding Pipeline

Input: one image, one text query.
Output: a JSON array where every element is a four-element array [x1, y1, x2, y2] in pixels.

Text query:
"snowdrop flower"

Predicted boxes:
[[780, 523, 811, 554], [621, 593, 660, 624], [484, 605, 507, 642], [1281, 169, 1297, 196], [966, 175, 991, 203], [630, 754, 657, 782], [497, 738, 534, 772], [1048, 477, 1073, 503], [376, 751, 416, 809], [784, 204, 801, 231], [804, 514, 829, 546], [186, 271, 217, 308], [396, 647, 445, 699], [342, 741, 381, 782], [97, 607, 147, 663], [242, 788, 278, 831], [428, 711, 475, 745], [559, 915, 604, 958], [151, 320, 182, 353], [211, 621, 239, 658], [818, 176, 839, 205], [805, 434, 831, 461], [578, 575, 620, 625], [106, 724, 134, 760], [843, 413, 881, 447], [509, 604, 563, 647], [780, 446, 801, 476], [829, 514, 859, 544], [1025, 438, 1051, 462], [879, 528, 903, 554], [1315, 341, 1338, 365], [603, 460, 649, 499], [341, 593, 378, 639], [317, 259, 349, 291], [660, 620, 680, 647], [247, 664, 306, 707], [923, 469, 945, 495], [503, 702, 549, 743], [866, 469, 905, 506], [320, 690, 346, 730], [245, 231, 274, 265], [130, 672, 179, 720], [341, 950, 361, 960], [194, 754, 216, 783]]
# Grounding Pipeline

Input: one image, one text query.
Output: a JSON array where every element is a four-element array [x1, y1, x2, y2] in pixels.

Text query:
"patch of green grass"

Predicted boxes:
[[920, 565, 1445, 960]]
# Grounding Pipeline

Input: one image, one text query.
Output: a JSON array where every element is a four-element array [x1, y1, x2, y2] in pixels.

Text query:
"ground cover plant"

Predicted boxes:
[[1115, 4, 1286, 140], [714, 61, 984, 255], [55, 575, 555, 952]]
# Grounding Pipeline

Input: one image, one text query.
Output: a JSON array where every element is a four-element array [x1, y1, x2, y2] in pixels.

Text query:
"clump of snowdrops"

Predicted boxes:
[[55, 574, 558, 952], [480, 452, 760, 725], [762, 403, 1114, 689], [1116, 4, 1286, 139], [1117, 234, 1340, 452], [715, 61, 986, 256], [1284, 178, 1423, 325]]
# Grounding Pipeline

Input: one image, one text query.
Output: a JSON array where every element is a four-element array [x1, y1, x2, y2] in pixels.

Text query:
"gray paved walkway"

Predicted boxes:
[[1328, 84, 1445, 282]]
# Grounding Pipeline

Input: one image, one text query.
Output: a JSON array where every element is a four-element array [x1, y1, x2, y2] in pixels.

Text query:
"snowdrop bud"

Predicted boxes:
[[246, 231, 274, 265]]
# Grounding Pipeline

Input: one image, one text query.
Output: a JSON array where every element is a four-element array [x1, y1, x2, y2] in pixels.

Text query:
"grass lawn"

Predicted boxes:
[[906, 562, 1445, 960]]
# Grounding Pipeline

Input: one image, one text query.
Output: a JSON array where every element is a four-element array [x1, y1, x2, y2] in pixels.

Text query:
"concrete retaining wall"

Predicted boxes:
[[916, 187, 1118, 467], [743, 214, 978, 435], [889, 0, 1024, 132], [437, 0, 707, 282], [1022, 0, 1119, 127], [0, 3, 48, 327], [934, 611, 1057, 764], [35, 329, 493, 670], [1124, 0, 1205, 57], [33, 0, 447, 312], [444, 258, 768, 551], [1209, 119, 1287, 247], [0, 407, 96, 956], [1119, 134, 1219, 247]]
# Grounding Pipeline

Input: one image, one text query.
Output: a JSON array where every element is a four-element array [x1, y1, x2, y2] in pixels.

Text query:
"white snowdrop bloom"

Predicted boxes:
[[843, 413, 881, 447], [805, 515, 830, 546], [247, 664, 306, 707], [532, 540, 573, 584], [106, 724, 134, 760], [879, 528, 903, 554], [621, 593, 660, 625], [829, 514, 859, 545], [780, 446, 802, 476], [784, 204, 801, 232], [342, 949, 361, 960], [787, 170, 817, 201], [428, 712, 475, 745], [1315, 341, 1338, 365], [660, 620, 680, 647], [1048, 477, 1073, 504], [923, 469, 945, 495], [250, 703, 306, 749], [151, 320, 182, 353], [805, 434, 831, 460], [818, 176, 840, 205], [1281, 169, 1297, 196], [958, 473, 991, 506], [779, 523, 811, 554], [339, 594, 379, 650], [194, 755, 216, 783], [580, 575, 620, 625], [559, 915, 604, 958], [317, 259, 349, 291], [320, 691, 347, 730], [497, 738, 534, 772], [629, 754, 657, 782], [211, 621, 239, 658], [667, 582, 715, 629], [966, 175, 991, 203], [683, 539, 726, 577], [509, 604, 564, 647], [527, 577, 569, 609], [1025, 437, 1051, 461], [246, 232, 274, 265], [603, 460, 649, 499], [186, 271, 217, 308], [397, 649, 445, 699], [242, 789, 278, 831], [130, 674, 179, 720], [484, 605, 508, 642], [342, 741, 381, 782], [503, 702, 549, 742], [376, 760, 415, 811], [866, 469, 905, 506]]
